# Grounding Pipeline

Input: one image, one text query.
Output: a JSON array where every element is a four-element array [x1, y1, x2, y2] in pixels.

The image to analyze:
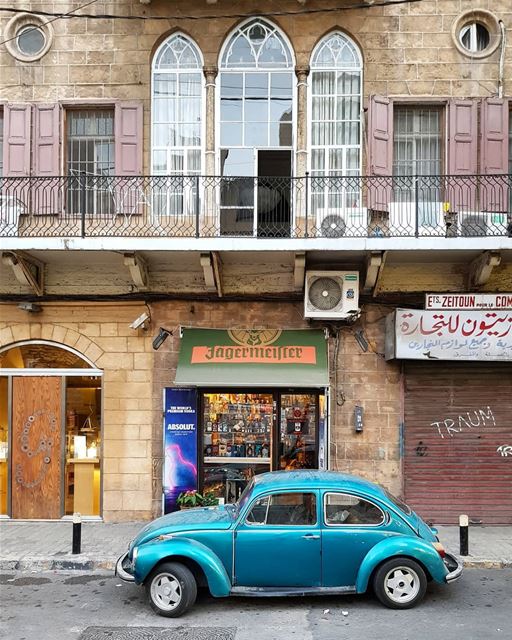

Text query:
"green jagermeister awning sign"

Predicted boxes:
[[175, 328, 328, 387]]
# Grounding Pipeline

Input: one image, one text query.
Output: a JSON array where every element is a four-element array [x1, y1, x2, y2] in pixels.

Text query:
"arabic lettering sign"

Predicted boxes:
[[163, 388, 198, 514], [386, 309, 512, 361], [425, 293, 512, 310]]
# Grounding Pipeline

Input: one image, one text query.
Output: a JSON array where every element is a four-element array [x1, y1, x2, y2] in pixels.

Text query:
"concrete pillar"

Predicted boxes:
[[203, 65, 218, 177], [295, 65, 310, 236]]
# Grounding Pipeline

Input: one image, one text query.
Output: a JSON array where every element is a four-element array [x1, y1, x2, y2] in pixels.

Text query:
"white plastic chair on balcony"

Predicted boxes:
[[0, 195, 26, 236]]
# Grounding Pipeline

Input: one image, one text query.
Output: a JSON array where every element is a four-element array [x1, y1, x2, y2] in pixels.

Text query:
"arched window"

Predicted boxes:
[[310, 33, 362, 229], [219, 19, 294, 237], [152, 34, 203, 215]]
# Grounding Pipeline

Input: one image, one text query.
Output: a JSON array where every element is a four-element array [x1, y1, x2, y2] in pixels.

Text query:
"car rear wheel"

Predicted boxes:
[[146, 562, 197, 617], [373, 558, 427, 609]]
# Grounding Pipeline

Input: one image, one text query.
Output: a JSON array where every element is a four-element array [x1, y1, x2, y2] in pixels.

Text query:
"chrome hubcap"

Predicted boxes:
[[384, 566, 420, 604], [150, 573, 182, 611]]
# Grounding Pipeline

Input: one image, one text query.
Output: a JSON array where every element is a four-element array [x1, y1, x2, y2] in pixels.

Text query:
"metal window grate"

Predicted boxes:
[[66, 110, 114, 216], [393, 106, 442, 177]]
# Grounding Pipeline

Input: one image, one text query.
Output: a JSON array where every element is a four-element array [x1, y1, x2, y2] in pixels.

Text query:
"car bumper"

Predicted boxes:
[[444, 553, 463, 583], [115, 551, 135, 582]]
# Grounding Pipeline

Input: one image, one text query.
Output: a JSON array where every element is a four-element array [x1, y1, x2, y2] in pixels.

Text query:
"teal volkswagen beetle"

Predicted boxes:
[[116, 471, 462, 616]]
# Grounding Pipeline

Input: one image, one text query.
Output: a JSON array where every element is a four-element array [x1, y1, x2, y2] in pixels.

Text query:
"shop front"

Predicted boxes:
[[0, 341, 103, 519], [165, 328, 328, 508], [386, 307, 512, 525]]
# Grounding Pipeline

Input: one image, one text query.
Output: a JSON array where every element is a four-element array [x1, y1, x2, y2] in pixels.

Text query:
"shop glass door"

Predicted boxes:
[[279, 393, 318, 470], [202, 392, 274, 502]]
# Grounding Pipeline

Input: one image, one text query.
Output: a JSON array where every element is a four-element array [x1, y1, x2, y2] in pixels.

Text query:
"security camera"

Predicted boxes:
[[152, 327, 173, 350], [17, 302, 42, 313], [129, 312, 150, 330]]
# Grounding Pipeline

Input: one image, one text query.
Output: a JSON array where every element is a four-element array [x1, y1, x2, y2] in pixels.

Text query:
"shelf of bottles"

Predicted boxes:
[[279, 393, 317, 470], [202, 392, 273, 502]]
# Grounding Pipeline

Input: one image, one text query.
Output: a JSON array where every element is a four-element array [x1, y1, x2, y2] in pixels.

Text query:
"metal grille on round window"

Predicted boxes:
[[307, 276, 343, 311]]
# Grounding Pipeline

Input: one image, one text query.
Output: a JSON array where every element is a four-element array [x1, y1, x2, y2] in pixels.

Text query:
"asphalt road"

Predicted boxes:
[[1, 569, 511, 640]]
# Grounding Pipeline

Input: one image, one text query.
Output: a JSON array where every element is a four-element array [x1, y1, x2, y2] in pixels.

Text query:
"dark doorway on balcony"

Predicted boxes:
[[257, 150, 291, 238]]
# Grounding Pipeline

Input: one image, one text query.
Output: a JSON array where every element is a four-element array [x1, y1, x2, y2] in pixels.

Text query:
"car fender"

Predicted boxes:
[[134, 536, 232, 597], [355, 536, 448, 593]]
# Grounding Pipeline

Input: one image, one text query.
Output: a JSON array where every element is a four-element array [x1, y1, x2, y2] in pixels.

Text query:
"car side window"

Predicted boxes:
[[324, 492, 384, 526], [246, 497, 269, 524], [246, 493, 317, 526]]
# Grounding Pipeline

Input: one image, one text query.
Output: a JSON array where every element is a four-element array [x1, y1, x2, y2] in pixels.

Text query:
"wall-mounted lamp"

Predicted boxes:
[[152, 327, 173, 350], [17, 302, 42, 313], [354, 405, 364, 433]]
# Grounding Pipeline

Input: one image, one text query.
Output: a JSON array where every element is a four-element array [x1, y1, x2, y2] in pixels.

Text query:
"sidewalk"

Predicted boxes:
[[0, 520, 511, 572]]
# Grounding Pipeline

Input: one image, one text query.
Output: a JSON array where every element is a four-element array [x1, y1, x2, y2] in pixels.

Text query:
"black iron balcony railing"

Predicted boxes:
[[1, 174, 511, 239]]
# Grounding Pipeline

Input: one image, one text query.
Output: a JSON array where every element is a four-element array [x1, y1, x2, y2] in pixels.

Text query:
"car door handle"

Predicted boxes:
[[302, 534, 320, 540]]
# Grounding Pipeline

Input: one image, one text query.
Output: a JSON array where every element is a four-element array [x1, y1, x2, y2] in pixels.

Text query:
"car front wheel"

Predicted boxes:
[[373, 558, 427, 609], [146, 561, 197, 617]]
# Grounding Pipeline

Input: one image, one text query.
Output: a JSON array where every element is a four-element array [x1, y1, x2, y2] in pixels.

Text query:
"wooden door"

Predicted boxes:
[[12, 377, 62, 519]]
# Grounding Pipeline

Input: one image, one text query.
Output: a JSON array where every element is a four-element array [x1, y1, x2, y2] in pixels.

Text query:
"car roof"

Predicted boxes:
[[252, 470, 388, 499]]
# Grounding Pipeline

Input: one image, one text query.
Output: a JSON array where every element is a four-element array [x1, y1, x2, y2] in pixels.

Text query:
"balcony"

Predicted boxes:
[[1, 174, 511, 240]]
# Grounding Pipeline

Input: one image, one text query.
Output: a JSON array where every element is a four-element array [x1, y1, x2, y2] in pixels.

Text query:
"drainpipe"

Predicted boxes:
[[498, 21, 506, 98]]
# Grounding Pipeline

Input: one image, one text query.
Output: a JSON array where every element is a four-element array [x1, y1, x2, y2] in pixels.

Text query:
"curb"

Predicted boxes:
[[1, 557, 510, 573], [1, 556, 115, 572]]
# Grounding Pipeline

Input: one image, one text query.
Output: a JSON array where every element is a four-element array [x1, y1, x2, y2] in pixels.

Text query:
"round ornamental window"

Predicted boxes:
[[4, 13, 54, 62], [452, 11, 501, 59], [17, 25, 46, 57]]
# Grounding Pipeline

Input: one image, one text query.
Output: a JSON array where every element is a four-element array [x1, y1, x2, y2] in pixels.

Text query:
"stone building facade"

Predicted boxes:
[[1, 0, 511, 523]]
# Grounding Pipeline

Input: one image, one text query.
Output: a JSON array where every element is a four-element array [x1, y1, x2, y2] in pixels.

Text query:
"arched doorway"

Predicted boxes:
[[0, 341, 103, 519]]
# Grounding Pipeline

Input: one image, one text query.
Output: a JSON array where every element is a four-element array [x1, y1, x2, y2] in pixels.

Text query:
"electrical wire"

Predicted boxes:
[[0, 0, 100, 48], [0, 0, 425, 24]]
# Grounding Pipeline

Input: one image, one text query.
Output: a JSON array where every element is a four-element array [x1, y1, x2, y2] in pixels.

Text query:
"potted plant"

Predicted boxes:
[[176, 490, 219, 510], [176, 490, 204, 510]]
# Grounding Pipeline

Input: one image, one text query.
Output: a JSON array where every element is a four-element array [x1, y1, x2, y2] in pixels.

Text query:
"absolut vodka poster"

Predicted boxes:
[[163, 388, 198, 514]]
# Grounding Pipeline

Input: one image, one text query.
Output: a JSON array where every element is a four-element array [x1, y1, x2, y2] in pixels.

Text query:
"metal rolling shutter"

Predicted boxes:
[[404, 362, 512, 525]]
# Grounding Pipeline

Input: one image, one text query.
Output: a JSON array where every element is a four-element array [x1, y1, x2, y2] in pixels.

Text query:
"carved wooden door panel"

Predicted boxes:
[[12, 377, 62, 519]]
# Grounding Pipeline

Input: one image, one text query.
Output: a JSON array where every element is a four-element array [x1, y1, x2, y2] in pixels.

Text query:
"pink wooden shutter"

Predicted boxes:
[[114, 102, 143, 217], [367, 95, 393, 211], [2, 104, 31, 234], [33, 104, 62, 215], [480, 98, 509, 213], [447, 99, 477, 212], [3, 104, 31, 177]]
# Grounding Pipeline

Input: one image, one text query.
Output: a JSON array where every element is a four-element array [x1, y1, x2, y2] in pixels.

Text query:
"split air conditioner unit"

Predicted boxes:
[[388, 201, 445, 236], [305, 271, 360, 320], [316, 207, 368, 238]]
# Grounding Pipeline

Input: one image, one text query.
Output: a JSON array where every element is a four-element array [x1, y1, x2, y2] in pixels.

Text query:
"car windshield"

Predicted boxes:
[[384, 488, 412, 515], [235, 478, 255, 516]]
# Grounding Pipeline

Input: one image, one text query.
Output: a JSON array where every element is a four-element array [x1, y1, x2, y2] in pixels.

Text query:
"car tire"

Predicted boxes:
[[145, 561, 197, 617], [373, 557, 427, 609]]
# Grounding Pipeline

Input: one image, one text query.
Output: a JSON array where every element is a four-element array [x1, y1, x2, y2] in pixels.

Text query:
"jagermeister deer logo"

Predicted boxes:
[[227, 329, 282, 347]]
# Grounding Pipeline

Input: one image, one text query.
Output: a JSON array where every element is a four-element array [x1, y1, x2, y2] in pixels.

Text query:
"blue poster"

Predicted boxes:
[[163, 388, 198, 514]]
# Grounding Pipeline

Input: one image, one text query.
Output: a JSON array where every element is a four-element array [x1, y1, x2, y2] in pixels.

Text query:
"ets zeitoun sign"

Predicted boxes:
[[425, 293, 512, 310], [386, 309, 512, 361]]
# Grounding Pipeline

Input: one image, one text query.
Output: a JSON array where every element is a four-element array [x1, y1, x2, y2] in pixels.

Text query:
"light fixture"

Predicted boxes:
[[17, 302, 42, 313], [152, 327, 173, 350]]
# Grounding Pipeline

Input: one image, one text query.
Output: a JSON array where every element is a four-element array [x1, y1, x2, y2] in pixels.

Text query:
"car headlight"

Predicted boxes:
[[132, 546, 139, 563]]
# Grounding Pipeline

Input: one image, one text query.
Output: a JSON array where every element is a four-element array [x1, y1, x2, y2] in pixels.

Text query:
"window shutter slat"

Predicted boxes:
[[367, 95, 393, 211], [33, 103, 62, 215], [447, 99, 477, 212], [480, 98, 509, 213]]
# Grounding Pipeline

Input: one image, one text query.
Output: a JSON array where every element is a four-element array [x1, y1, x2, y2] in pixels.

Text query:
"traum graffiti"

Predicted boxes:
[[496, 445, 512, 457], [431, 406, 495, 439]]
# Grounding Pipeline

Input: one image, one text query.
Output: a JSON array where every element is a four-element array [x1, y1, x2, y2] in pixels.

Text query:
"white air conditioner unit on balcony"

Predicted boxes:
[[456, 211, 508, 237], [316, 208, 367, 238], [388, 201, 445, 236], [305, 271, 360, 319]]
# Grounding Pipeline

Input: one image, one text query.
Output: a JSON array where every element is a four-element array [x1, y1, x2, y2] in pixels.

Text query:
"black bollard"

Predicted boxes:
[[459, 514, 469, 556], [72, 512, 82, 554]]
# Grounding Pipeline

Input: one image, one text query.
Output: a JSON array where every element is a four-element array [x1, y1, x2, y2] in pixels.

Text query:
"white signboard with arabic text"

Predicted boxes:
[[386, 309, 512, 361]]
